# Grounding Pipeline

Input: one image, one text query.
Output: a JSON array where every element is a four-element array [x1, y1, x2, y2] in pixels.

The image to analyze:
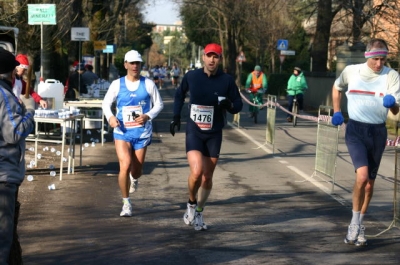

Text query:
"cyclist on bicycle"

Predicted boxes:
[[286, 66, 308, 122], [245, 65, 267, 118]]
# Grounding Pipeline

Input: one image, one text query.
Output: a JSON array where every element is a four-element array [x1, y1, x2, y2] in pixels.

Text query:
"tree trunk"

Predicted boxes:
[[311, 0, 334, 72], [352, 0, 363, 43]]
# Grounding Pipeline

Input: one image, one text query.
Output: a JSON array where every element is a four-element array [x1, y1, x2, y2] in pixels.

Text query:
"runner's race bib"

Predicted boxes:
[[122, 105, 143, 128], [190, 104, 214, 130]]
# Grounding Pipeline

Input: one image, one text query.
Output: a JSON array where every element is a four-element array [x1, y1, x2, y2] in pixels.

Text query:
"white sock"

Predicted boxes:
[[359, 213, 365, 225], [122, 197, 131, 205], [351, 210, 360, 225]]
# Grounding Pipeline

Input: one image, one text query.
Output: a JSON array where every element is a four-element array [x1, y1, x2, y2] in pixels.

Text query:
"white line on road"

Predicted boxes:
[[228, 121, 345, 202], [228, 122, 273, 154]]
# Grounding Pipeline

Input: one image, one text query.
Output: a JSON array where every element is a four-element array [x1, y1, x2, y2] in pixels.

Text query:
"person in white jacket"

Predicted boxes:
[[102, 50, 164, 217]]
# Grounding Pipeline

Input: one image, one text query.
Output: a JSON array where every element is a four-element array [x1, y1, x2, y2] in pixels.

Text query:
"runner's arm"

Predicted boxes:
[[145, 79, 164, 120], [102, 79, 120, 122]]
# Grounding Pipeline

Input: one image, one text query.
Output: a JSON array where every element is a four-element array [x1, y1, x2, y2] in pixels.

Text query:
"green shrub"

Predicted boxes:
[[268, 73, 291, 97]]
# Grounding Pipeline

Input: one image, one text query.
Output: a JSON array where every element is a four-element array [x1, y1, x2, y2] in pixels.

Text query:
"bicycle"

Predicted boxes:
[[288, 89, 303, 127], [246, 88, 263, 124]]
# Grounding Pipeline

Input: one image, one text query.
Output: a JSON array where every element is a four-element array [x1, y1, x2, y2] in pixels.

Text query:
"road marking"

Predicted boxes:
[[228, 122, 343, 201], [228, 122, 273, 154], [287, 166, 331, 194]]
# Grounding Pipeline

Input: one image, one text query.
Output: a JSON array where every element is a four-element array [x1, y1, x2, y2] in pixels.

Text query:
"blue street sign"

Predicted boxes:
[[277, 39, 288, 50]]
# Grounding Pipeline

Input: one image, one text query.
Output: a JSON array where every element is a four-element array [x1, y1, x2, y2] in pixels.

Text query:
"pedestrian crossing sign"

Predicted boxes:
[[277, 39, 288, 50]]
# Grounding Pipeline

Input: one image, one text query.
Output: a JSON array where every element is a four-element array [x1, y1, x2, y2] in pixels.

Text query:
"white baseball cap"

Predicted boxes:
[[124, 50, 142, 62]]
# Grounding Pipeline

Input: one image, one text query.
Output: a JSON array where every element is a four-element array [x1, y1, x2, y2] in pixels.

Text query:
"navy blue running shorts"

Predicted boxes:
[[186, 129, 222, 158], [345, 119, 387, 179]]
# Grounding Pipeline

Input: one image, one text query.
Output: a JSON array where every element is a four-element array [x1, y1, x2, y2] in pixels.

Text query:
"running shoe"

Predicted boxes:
[[355, 225, 367, 246], [120, 203, 132, 217], [129, 175, 139, 193], [194, 211, 207, 231], [344, 224, 360, 244], [183, 203, 196, 225]]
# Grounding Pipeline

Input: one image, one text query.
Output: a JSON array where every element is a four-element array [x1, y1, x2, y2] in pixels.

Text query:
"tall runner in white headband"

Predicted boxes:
[[331, 38, 400, 246]]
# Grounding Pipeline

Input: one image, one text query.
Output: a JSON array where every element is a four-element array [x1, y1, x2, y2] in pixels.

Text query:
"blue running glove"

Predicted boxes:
[[331, 112, 344, 126], [383, 94, 396, 108]]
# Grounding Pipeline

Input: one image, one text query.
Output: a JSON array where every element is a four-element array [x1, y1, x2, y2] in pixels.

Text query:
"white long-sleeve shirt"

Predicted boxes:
[[102, 76, 164, 122]]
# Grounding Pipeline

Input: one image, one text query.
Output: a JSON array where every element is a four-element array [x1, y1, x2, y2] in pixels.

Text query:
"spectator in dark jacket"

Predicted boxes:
[[67, 63, 88, 99], [0, 48, 35, 265], [82, 64, 99, 86]]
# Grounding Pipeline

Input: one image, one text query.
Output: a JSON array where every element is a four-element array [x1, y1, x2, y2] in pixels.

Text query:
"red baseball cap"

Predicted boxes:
[[16, 54, 29, 69], [204, 43, 222, 56]]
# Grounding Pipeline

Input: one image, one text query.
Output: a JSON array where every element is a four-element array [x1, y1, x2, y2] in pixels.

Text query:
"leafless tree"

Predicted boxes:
[[0, 0, 146, 80]]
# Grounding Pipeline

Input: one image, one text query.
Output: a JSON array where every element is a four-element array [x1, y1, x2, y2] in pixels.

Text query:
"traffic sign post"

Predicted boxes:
[[28, 4, 57, 79], [277, 39, 288, 50], [236, 51, 246, 88], [94, 41, 107, 51], [71, 27, 90, 92], [278, 46, 296, 73], [71, 27, 90, 41], [280, 50, 296, 56], [279, 55, 285, 73], [28, 4, 56, 25], [236, 51, 246, 64]]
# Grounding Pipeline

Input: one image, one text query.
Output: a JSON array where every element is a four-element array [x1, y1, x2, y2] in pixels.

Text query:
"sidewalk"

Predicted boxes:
[[17, 83, 400, 265]]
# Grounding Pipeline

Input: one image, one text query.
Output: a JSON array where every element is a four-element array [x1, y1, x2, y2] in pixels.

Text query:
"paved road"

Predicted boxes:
[[18, 82, 400, 265]]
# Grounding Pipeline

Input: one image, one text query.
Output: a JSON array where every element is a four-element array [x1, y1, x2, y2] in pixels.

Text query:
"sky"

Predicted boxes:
[[143, 0, 181, 24]]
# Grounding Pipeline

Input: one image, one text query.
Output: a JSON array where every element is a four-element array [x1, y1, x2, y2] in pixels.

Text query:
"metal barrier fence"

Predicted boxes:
[[312, 106, 339, 194], [394, 123, 400, 227], [372, 122, 400, 236], [266, 95, 277, 153]]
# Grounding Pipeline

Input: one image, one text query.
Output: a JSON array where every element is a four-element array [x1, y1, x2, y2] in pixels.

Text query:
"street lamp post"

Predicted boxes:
[[164, 36, 174, 67], [168, 41, 171, 66]]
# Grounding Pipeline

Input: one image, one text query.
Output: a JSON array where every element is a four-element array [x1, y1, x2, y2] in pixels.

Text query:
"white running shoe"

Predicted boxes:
[[344, 224, 360, 244], [129, 175, 138, 193], [355, 225, 367, 246], [183, 203, 196, 225], [120, 203, 132, 217], [194, 211, 207, 231]]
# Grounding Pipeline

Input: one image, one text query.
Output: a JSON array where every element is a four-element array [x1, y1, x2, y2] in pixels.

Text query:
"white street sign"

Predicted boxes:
[[28, 4, 56, 25], [71, 27, 90, 41], [280, 50, 295, 56]]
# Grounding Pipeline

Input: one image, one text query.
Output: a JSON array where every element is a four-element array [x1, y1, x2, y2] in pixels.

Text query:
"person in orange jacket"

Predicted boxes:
[[245, 65, 267, 117], [13, 54, 47, 109]]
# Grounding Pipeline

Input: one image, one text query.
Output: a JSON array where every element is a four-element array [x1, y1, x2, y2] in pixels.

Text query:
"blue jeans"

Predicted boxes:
[[0, 182, 18, 265], [287, 94, 304, 118]]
